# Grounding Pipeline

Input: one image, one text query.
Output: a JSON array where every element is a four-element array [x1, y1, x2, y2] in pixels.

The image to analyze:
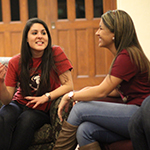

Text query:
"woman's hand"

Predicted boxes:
[[25, 95, 48, 109], [0, 63, 7, 82], [58, 93, 71, 122]]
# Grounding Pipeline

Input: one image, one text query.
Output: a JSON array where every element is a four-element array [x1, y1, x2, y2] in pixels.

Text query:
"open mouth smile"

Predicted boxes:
[[36, 41, 44, 44]]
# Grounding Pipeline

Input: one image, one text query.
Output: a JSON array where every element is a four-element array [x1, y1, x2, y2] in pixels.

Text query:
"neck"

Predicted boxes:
[[31, 50, 44, 58], [108, 44, 117, 56]]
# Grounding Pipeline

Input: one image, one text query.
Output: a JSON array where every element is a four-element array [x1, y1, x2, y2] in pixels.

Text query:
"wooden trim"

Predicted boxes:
[[67, 0, 75, 21], [87, 28, 95, 76], [4, 31, 11, 56], [37, 0, 47, 21], [85, 0, 93, 20], [49, 0, 57, 21], [103, 0, 117, 13], [19, 0, 28, 23], [1, 0, 11, 23], [55, 19, 100, 29]]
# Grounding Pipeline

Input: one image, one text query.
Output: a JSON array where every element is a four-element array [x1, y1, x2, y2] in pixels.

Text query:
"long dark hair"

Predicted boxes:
[[20, 18, 55, 96], [101, 10, 150, 78]]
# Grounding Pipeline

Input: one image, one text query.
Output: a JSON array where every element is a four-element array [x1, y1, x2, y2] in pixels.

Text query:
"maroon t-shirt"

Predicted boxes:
[[5, 46, 73, 112], [111, 49, 150, 106]]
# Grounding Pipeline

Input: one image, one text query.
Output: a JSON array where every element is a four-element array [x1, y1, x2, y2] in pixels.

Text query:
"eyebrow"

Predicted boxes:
[[31, 29, 46, 32]]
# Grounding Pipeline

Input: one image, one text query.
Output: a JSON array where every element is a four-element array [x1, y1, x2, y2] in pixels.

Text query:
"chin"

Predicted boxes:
[[98, 44, 105, 48]]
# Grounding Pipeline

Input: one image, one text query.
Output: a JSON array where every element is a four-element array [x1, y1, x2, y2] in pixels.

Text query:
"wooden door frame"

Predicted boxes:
[[45, 0, 116, 90]]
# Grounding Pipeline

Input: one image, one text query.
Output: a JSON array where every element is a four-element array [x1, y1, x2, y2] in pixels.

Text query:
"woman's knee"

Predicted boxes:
[[17, 109, 49, 129], [0, 102, 21, 123], [77, 122, 91, 139], [67, 101, 97, 124], [67, 102, 87, 125], [69, 102, 85, 115], [76, 122, 95, 146], [17, 113, 35, 128]]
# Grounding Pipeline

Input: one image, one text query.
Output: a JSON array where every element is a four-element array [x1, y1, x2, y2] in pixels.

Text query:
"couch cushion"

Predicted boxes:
[[32, 124, 53, 145], [102, 140, 133, 150]]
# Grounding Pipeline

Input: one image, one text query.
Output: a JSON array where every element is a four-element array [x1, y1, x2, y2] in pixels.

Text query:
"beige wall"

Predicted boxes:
[[117, 0, 150, 59]]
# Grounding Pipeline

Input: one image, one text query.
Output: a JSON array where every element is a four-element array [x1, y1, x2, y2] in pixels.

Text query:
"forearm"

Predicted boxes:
[[25, 71, 74, 107], [48, 70, 74, 101], [50, 83, 74, 101], [0, 82, 13, 105], [71, 86, 106, 101], [71, 75, 122, 102]]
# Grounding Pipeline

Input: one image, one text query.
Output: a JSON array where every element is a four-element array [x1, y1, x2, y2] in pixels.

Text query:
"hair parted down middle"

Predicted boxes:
[[20, 18, 55, 97]]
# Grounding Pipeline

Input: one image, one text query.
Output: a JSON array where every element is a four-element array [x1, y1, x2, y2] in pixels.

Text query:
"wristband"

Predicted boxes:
[[45, 93, 51, 102], [68, 91, 75, 102]]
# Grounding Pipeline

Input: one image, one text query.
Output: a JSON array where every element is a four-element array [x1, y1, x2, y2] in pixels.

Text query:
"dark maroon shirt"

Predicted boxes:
[[5, 46, 73, 112], [111, 49, 150, 106]]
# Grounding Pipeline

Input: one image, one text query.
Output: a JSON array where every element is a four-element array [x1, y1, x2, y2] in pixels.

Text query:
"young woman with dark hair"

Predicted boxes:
[[0, 18, 73, 150]]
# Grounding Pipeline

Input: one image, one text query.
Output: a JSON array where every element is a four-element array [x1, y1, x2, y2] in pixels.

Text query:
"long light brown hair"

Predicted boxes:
[[101, 10, 150, 79]]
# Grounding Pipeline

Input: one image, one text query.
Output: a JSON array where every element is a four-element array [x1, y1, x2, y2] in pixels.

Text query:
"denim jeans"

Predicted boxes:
[[0, 100, 50, 150], [67, 101, 139, 147], [129, 95, 150, 150]]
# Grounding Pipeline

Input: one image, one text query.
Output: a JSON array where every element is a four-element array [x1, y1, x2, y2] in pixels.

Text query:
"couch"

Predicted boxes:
[[0, 57, 73, 150], [0, 57, 133, 150]]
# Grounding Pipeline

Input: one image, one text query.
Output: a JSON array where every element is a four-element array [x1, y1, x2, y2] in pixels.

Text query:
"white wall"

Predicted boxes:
[[117, 0, 150, 59]]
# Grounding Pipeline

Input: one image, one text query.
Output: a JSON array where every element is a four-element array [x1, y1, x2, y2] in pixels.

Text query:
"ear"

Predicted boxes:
[[111, 32, 115, 40]]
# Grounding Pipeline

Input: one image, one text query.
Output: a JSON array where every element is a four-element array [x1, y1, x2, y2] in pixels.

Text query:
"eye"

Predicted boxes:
[[32, 31, 37, 35], [42, 31, 47, 35]]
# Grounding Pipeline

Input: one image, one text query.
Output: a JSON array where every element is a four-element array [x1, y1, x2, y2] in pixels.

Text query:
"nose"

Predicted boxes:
[[37, 32, 42, 38], [95, 29, 100, 36]]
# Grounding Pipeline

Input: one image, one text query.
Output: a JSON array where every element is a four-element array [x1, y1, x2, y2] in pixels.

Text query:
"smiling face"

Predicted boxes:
[[27, 23, 48, 58], [95, 19, 115, 50]]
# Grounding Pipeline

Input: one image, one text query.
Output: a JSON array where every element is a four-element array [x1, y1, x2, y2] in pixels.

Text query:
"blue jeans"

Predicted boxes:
[[0, 100, 50, 150], [129, 95, 150, 150], [67, 101, 139, 147]]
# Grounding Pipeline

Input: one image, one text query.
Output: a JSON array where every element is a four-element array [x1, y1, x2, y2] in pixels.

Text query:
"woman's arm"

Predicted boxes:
[[75, 85, 120, 98], [0, 85, 15, 105], [58, 74, 122, 121], [26, 70, 74, 108], [50, 70, 74, 100], [0, 63, 15, 105], [68, 74, 122, 101]]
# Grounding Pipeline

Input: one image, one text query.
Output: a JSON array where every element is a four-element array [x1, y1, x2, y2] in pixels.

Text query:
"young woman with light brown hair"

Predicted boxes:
[[53, 10, 150, 150]]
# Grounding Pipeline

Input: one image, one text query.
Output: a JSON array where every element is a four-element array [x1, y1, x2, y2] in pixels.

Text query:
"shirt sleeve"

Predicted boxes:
[[111, 50, 138, 82], [52, 46, 73, 75]]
